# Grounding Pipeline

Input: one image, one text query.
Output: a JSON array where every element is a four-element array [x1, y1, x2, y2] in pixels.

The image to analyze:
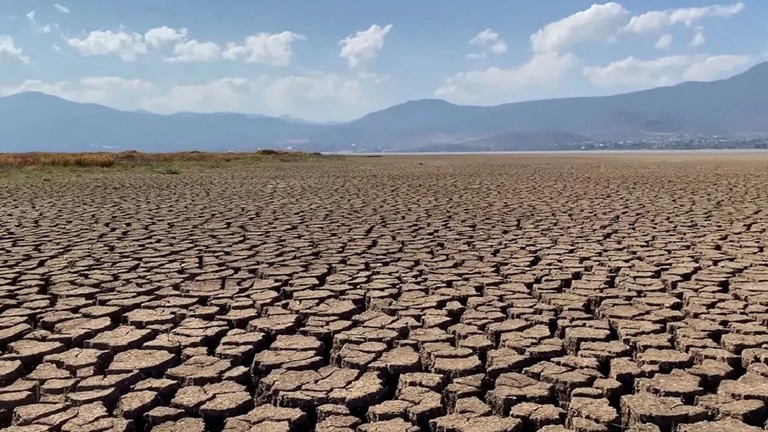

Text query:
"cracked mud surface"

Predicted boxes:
[[2, 153, 768, 432]]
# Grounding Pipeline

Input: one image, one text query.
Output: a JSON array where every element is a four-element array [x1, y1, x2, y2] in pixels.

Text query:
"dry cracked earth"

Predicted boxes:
[[2, 153, 768, 432]]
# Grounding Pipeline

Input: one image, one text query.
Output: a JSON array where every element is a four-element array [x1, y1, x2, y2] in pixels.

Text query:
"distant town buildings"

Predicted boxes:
[[558, 136, 768, 151]]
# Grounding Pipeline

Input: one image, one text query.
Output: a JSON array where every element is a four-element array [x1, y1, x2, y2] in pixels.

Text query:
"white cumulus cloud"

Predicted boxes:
[[264, 72, 388, 121], [145, 26, 188, 49], [683, 55, 751, 81], [584, 54, 752, 89], [79, 76, 154, 92], [436, 3, 628, 103], [138, 73, 378, 121], [530, 2, 629, 54], [66, 27, 303, 66], [26, 10, 55, 34], [223, 31, 305, 66], [265, 73, 362, 109], [0, 80, 82, 99], [584, 55, 696, 88], [53, 3, 70, 14], [691, 32, 706, 47], [166, 39, 221, 62], [140, 78, 257, 114], [66, 30, 148, 62], [339, 24, 393, 67], [0, 35, 30, 64], [0, 76, 153, 108], [624, 2, 744, 33], [654, 34, 673, 49], [467, 29, 508, 59], [435, 52, 576, 102]]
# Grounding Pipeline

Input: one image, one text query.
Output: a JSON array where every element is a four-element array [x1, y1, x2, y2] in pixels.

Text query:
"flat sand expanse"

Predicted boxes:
[[2, 153, 768, 432]]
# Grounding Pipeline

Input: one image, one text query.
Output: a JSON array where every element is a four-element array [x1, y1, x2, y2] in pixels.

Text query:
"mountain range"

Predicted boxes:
[[2, 62, 768, 153]]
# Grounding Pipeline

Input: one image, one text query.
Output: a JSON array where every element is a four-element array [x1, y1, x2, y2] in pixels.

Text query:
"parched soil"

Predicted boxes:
[[1, 153, 768, 432]]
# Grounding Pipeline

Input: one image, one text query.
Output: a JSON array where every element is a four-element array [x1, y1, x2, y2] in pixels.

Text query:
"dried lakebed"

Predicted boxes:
[[1, 153, 768, 432]]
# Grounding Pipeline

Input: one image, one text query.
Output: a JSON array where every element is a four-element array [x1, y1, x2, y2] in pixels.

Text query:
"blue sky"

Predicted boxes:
[[0, 1, 765, 121]]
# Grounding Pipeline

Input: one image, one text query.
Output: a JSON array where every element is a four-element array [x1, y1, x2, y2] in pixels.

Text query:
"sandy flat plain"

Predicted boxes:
[[2, 153, 768, 432]]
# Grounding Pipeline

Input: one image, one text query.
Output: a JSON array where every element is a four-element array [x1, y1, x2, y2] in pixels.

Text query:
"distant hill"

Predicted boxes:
[[2, 62, 768, 152], [351, 62, 768, 149], [278, 114, 324, 125], [0, 93, 326, 152]]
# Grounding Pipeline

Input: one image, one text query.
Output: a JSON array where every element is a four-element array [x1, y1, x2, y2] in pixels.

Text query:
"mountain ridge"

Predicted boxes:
[[2, 62, 767, 152]]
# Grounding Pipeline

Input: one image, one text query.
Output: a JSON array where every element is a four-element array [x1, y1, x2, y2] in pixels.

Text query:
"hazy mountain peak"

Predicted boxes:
[[2, 91, 68, 104], [403, 98, 455, 106], [1, 63, 767, 153], [727, 61, 768, 80]]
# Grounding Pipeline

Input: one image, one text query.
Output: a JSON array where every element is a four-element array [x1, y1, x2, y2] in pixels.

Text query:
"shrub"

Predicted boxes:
[[155, 166, 181, 175]]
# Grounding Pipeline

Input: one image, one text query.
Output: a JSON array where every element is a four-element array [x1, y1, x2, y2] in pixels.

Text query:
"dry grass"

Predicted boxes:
[[113, 149, 318, 165], [0, 149, 324, 170], [0, 152, 117, 168]]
